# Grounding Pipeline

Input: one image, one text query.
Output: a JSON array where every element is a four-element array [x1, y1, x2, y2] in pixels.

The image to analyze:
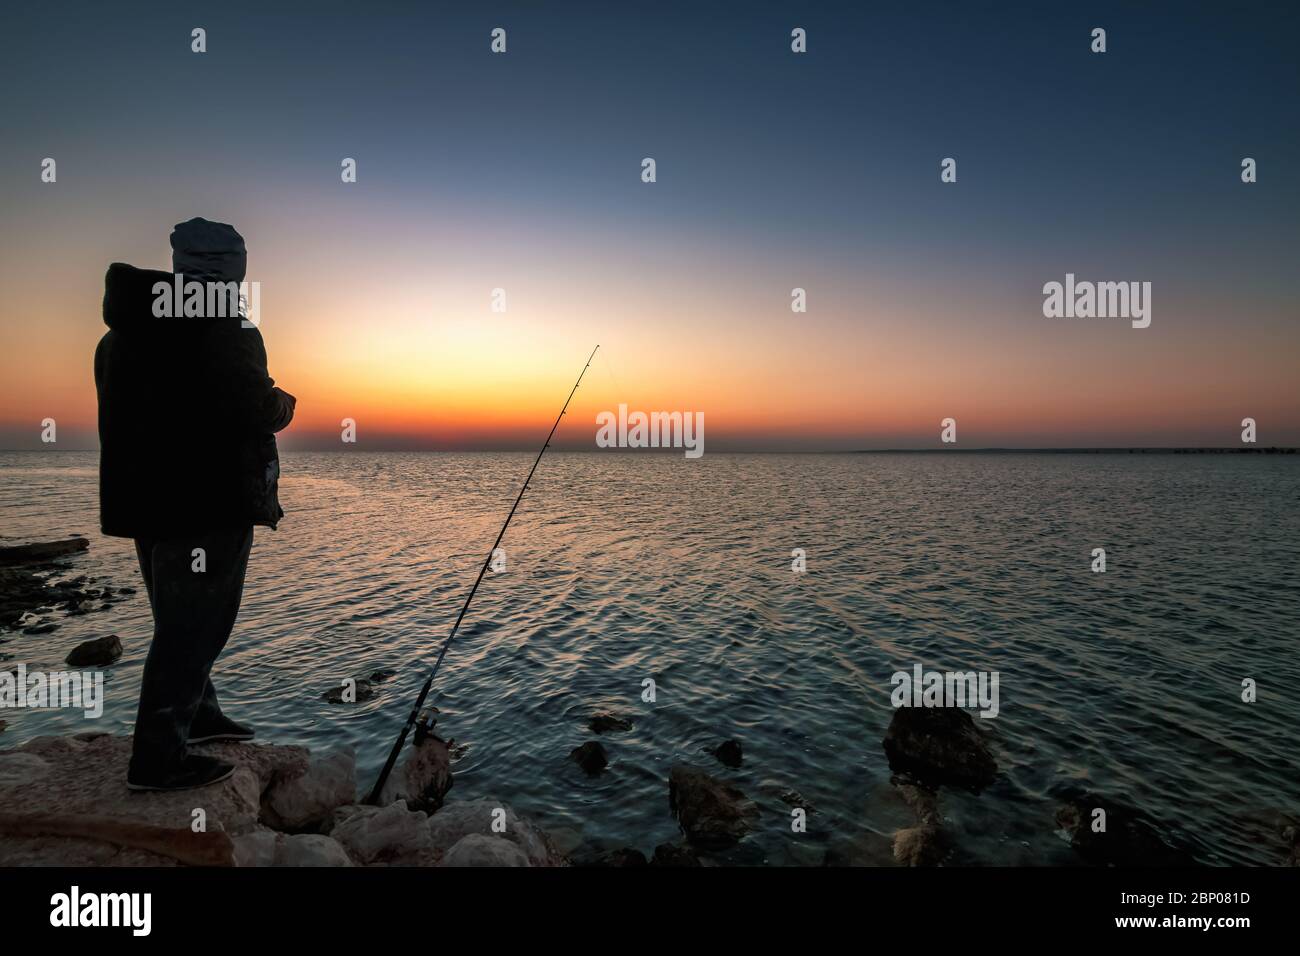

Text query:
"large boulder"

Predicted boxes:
[[0, 735, 307, 866], [329, 801, 432, 866], [375, 733, 452, 812], [882, 707, 997, 791], [668, 765, 759, 849], [439, 833, 530, 867], [1055, 791, 1195, 866], [426, 798, 563, 866], [261, 748, 357, 832]]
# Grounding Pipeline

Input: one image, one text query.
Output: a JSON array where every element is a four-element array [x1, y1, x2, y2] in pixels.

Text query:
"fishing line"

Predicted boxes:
[[366, 345, 600, 804]]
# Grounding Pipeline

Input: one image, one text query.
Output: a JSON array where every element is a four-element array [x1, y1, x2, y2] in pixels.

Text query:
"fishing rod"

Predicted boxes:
[[366, 345, 600, 804]]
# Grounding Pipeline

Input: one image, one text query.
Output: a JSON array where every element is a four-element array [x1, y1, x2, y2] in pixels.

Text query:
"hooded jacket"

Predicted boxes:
[[94, 262, 295, 539]]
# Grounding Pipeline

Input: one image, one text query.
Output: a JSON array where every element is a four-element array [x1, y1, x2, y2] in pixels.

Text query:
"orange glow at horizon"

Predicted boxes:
[[1, 206, 1298, 450]]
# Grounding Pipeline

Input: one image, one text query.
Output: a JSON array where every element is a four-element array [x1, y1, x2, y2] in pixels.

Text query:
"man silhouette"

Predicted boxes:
[[95, 218, 296, 791]]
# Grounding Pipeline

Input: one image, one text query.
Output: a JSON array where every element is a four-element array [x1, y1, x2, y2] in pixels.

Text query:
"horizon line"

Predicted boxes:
[[4, 446, 1297, 455]]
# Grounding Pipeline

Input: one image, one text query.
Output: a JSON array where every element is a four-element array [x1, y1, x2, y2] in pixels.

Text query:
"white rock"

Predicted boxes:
[[275, 833, 352, 867], [330, 801, 431, 865], [232, 828, 279, 867], [0, 752, 50, 787], [231, 829, 353, 867], [263, 748, 356, 830], [438, 833, 530, 867], [231, 768, 262, 815], [427, 798, 561, 866]]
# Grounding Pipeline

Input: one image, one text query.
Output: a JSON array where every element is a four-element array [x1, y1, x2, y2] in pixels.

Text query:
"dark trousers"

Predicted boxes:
[[130, 525, 254, 771]]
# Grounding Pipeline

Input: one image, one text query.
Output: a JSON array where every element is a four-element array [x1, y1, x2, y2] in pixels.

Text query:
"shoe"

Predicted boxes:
[[187, 714, 255, 745], [127, 753, 236, 792]]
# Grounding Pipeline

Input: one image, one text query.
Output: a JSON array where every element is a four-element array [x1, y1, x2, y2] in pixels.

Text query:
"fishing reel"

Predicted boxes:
[[413, 706, 439, 743]]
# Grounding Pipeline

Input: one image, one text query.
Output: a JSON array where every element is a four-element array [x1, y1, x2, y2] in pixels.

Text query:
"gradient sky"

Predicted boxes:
[[1, 0, 1297, 450]]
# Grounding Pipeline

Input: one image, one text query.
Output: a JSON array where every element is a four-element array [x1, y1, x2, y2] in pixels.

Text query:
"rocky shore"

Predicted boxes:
[[0, 731, 565, 867], [1, 535, 132, 634]]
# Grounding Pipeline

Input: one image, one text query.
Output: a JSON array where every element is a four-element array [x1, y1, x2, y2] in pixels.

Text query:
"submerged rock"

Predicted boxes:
[[668, 765, 759, 849], [262, 747, 357, 832], [822, 834, 896, 868], [1282, 823, 1299, 867], [570, 740, 608, 775], [882, 707, 997, 791], [320, 668, 397, 704], [893, 779, 941, 827], [588, 713, 633, 734], [710, 739, 743, 768], [1, 561, 110, 632], [572, 845, 648, 867], [322, 678, 375, 704], [776, 789, 813, 813], [22, 622, 58, 635], [892, 824, 949, 866], [65, 635, 123, 667], [1055, 791, 1196, 866], [888, 777, 948, 865]]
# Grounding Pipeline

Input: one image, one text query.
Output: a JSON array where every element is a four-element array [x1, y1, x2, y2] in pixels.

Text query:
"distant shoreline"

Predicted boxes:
[[3, 446, 1298, 456], [844, 447, 1299, 455]]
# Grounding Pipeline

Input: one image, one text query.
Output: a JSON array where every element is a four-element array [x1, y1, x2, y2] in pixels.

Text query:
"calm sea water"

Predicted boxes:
[[2, 451, 1298, 865]]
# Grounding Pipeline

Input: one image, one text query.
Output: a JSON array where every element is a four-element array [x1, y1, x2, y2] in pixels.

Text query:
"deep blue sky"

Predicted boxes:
[[1, 1, 1297, 449]]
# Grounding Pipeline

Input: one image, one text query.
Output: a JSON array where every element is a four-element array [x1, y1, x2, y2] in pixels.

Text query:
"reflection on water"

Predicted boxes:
[[2, 450, 1298, 865]]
